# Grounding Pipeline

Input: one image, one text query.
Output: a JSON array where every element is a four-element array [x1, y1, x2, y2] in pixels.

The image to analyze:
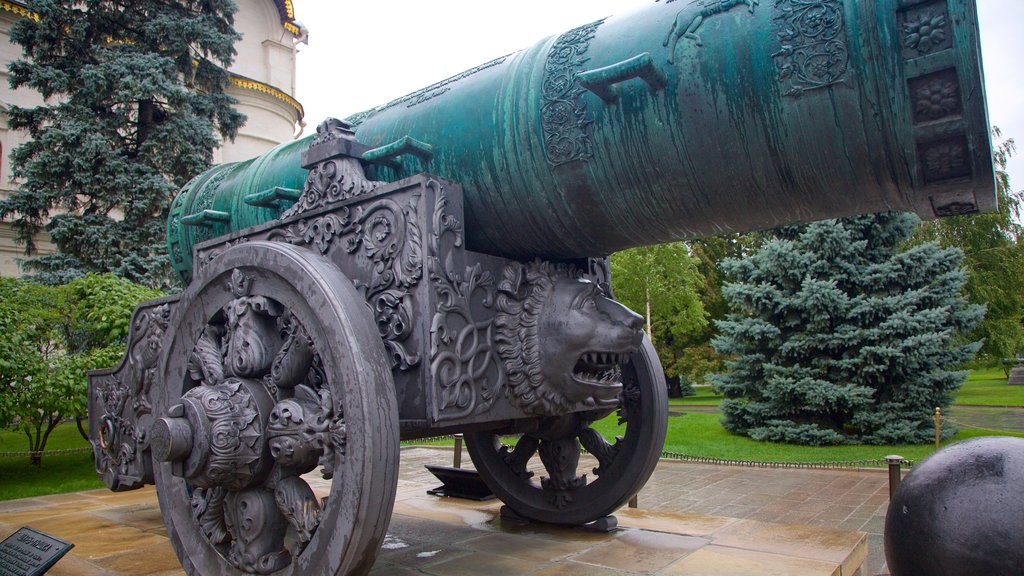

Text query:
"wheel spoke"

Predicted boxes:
[[578, 426, 620, 477], [499, 434, 539, 480], [538, 436, 585, 508]]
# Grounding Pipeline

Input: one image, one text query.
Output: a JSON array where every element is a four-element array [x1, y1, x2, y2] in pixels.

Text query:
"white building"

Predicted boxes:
[[0, 0, 306, 276]]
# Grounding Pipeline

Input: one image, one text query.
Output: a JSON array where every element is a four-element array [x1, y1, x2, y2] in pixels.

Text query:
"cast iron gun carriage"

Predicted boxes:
[[89, 0, 993, 574]]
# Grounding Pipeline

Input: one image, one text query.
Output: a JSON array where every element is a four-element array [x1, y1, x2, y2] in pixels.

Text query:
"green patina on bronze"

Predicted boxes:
[[168, 0, 994, 280]]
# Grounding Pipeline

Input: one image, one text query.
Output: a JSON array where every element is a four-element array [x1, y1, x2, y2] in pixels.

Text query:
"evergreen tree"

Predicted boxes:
[[0, 0, 244, 287], [710, 213, 983, 445]]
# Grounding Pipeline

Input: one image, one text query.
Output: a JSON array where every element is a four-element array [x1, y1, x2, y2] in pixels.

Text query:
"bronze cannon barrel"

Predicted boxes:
[[169, 0, 993, 278]]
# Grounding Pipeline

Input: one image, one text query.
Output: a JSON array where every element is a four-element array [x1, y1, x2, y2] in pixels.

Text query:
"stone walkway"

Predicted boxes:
[[404, 446, 891, 575], [0, 447, 886, 575]]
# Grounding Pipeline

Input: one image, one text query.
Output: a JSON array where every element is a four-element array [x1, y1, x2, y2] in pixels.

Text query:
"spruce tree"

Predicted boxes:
[[0, 0, 244, 287], [710, 212, 983, 445]]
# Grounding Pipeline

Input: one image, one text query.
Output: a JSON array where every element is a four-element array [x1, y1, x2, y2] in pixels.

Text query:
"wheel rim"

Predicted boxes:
[[153, 241, 398, 576], [465, 336, 667, 525]]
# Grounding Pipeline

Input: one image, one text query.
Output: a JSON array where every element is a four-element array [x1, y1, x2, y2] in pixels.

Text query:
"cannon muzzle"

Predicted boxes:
[[169, 0, 993, 280]]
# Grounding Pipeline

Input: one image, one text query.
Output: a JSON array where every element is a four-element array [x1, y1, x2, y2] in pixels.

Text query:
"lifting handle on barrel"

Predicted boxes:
[[577, 52, 668, 104], [363, 135, 435, 169]]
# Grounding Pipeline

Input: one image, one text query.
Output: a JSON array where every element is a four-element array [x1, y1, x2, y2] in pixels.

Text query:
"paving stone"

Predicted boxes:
[[571, 529, 709, 573], [94, 540, 184, 575], [425, 550, 539, 576], [659, 545, 840, 576], [0, 447, 881, 575]]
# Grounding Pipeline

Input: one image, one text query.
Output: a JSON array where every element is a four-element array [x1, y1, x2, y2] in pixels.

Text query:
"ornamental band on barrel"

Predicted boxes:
[[87, 1, 994, 575]]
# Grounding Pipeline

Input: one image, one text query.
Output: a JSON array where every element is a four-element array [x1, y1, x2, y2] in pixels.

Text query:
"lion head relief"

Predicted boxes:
[[494, 260, 644, 415]]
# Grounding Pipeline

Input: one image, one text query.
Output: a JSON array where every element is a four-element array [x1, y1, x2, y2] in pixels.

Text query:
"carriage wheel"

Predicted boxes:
[[151, 241, 398, 576], [464, 336, 667, 525]]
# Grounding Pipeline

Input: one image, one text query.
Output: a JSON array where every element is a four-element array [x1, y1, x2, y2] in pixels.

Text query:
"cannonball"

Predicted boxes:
[[884, 436, 1024, 576]]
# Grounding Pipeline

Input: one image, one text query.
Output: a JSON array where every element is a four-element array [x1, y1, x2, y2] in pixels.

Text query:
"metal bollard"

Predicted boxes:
[[454, 434, 463, 469], [934, 407, 942, 449], [886, 455, 904, 499]]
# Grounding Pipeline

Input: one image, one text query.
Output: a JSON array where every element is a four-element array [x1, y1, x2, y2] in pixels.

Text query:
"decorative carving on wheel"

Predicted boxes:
[[772, 0, 849, 97], [493, 260, 645, 415], [541, 18, 606, 166], [151, 268, 348, 574], [662, 0, 758, 62], [272, 196, 424, 371]]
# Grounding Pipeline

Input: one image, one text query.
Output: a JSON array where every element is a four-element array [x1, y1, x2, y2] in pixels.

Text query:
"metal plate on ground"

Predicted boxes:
[[0, 527, 73, 576]]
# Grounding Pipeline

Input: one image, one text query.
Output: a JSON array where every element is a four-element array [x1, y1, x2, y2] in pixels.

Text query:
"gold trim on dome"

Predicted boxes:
[[230, 76, 304, 120], [0, 1, 39, 21]]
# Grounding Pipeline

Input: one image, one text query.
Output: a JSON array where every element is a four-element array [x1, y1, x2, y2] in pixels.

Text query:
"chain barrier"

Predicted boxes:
[[0, 447, 91, 458], [658, 450, 913, 469], [399, 436, 916, 470]]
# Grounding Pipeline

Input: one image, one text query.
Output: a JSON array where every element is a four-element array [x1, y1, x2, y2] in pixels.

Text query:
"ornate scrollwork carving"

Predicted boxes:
[[271, 197, 424, 371], [282, 158, 383, 218], [125, 303, 171, 413], [428, 186, 506, 421], [91, 375, 148, 490], [541, 18, 605, 166], [538, 436, 587, 508], [772, 0, 849, 97]]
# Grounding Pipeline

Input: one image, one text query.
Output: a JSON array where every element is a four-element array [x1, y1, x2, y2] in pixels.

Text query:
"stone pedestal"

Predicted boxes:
[[1008, 365, 1024, 385]]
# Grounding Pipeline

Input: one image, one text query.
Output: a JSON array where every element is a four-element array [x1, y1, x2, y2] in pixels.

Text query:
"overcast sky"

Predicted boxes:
[[290, 0, 1023, 191]]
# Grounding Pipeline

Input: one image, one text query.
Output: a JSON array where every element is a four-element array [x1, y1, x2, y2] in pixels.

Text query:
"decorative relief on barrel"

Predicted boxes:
[[347, 55, 511, 127], [899, 1, 951, 58], [909, 69, 962, 124], [541, 18, 606, 166], [661, 0, 759, 62], [919, 136, 971, 184], [772, 0, 849, 97]]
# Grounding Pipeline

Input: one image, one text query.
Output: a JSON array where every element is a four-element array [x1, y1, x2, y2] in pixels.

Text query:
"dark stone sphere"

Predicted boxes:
[[884, 436, 1024, 576]]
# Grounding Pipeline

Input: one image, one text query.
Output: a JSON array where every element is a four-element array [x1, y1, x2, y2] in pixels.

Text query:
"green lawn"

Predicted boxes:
[[956, 368, 1024, 406], [592, 411, 1024, 465], [0, 424, 104, 501], [670, 386, 722, 405]]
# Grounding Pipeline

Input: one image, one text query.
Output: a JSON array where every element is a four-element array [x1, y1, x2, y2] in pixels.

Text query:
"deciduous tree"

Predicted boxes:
[[611, 242, 707, 384], [0, 275, 162, 464]]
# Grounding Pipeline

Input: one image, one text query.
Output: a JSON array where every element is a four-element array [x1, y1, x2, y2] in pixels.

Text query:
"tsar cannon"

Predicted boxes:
[[89, 0, 993, 574]]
